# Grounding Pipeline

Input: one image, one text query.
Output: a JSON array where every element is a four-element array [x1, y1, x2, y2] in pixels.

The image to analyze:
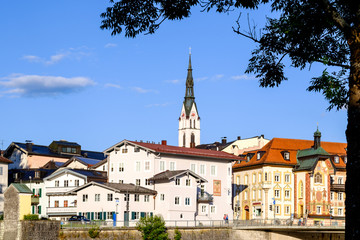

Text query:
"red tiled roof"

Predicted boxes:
[[128, 141, 243, 161], [0, 156, 13, 164], [233, 138, 347, 170]]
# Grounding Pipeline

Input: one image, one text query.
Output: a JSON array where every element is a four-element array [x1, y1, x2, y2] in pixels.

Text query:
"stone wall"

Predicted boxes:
[[20, 221, 60, 240]]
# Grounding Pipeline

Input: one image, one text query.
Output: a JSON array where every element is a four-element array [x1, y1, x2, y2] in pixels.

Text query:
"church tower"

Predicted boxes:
[[178, 52, 200, 148]]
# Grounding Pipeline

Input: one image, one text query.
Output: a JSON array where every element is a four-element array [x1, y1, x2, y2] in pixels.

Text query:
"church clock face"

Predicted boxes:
[[191, 112, 196, 117], [182, 112, 185, 118]]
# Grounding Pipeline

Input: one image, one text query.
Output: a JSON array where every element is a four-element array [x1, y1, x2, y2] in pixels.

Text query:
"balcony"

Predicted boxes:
[[47, 207, 77, 216], [31, 195, 39, 205], [331, 183, 345, 192], [197, 192, 213, 203]]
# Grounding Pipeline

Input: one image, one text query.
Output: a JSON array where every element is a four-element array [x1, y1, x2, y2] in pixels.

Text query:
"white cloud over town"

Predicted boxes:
[[230, 74, 256, 80], [0, 74, 94, 97], [132, 87, 159, 94], [105, 83, 123, 89], [104, 43, 117, 48]]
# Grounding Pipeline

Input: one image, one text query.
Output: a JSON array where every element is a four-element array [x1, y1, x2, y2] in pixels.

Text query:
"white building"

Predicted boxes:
[[104, 139, 241, 221], [0, 156, 13, 214]]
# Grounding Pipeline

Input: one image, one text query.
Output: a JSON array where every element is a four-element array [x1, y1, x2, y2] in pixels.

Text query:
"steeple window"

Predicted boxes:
[[183, 134, 186, 147]]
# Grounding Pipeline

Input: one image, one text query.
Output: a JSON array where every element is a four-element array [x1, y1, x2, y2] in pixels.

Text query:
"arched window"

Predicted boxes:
[[194, 120, 196, 128], [315, 172, 322, 183], [191, 133, 195, 144], [299, 181, 304, 198], [265, 172, 268, 181], [190, 119, 192, 128], [183, 134, 186, 147]]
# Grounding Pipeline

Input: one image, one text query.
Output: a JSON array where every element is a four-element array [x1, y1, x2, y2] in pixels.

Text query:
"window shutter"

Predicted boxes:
[[140, 212, 145, 218], [150, 212, 153, 217], [91, 212, 94, 220], [32, 189, 35, 195], [87, 212, 90, 219], [78, 212, 81, 216], [131, 212, 135, 220], [38, 206, 41, 214], [99, 212, 102, 220], [32, 206, 34, 214], [103, 212, 107, 220], [39, 189, 42, 198]]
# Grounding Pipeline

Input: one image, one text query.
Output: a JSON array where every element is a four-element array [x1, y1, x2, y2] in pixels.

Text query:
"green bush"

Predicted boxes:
[[88, 226, 100, 238], [23, 214, 39, 220], [136, 215, 169, 240], [174, 228, 182, 240]]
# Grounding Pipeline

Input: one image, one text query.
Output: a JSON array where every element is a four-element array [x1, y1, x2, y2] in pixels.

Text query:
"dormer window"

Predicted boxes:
[[246, 153, 255, 162], [134, 147, 140, 153], [282, 151, 290, 160], [343, 156, 347, 164], [334, 156, 339, 164], [35, 171, 40, 178], [257, 152, 261, 160]]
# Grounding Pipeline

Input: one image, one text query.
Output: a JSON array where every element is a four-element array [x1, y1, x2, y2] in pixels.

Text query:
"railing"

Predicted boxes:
[[31, 196, 39, 205], [60, 219, 345, 229], [47, 207, 77, 214], [330, 183, 345, 191], [197, 192, 213, 203]]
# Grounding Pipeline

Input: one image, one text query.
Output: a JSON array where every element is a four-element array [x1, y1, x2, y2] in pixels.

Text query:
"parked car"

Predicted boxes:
[[68, 216, 90, 222]]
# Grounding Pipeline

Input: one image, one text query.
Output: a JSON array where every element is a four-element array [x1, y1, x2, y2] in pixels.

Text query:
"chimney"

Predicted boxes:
[[237, 136, 241, 140], [25, 140, 33, 152], [161, 140, 167, 146], [84, 152, 88, 158], [261, 134, 264, 138], [222, 137, 227, 145]]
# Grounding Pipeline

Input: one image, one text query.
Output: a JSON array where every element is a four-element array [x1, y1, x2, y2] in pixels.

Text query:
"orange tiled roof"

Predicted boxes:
[[0, 156, 13, 164], [233, 138, 347, 170], [128, 141, 244, 161]]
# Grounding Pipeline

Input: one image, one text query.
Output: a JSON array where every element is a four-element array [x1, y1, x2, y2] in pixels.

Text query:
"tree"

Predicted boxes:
[[101, 1, 360, 238], [136, 215, 169, 240]]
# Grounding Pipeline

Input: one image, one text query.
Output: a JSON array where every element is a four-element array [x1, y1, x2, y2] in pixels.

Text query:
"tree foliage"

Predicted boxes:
[[136, 215, 169, 240]]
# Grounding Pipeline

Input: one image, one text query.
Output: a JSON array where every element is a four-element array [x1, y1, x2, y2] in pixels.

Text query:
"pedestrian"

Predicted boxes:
[[226, 214, 229, 224]]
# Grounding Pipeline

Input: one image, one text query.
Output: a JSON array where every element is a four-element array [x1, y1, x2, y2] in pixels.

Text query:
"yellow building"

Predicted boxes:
[[4, 183, 33, 220]]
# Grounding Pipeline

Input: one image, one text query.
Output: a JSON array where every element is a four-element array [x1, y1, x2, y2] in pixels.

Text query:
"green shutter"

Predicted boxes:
[[150, 212, 153, 217], [140, 212, 145, 218], [32, 206, 34, 214], [87, 212, 90, 219], [38, 206, 41, 214], [78, 212, 81, 216], [103, 212, 107, 220], [39, 189, 42, 198], [131, 212, 135, 220], [91, 212, 94, 220], [99, 212, 102, 220], [32, 189, 35, 195]]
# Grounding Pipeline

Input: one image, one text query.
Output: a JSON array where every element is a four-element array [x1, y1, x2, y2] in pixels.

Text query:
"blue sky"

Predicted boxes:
[[0, 1, 347, 152]]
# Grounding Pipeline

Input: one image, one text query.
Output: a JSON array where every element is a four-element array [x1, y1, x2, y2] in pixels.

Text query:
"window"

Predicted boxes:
[[124, 193, 129, 201], [185, 197, 190, 205], [201, 205, 207, 213], [274, 173, 280, 182], [244, 191, 248, 200], [160, 161, 165, 171], [299, 181, 304, 198], [200, 185, 205, 197], [285, 174, 290, 183], [236, 176, 240, 185], [285, 190, 290, 198], [258, 190, 262, 199], [252, 190, 256, 199], [245, 175, 248, 184], [145, 161, 150, 171], [134, 194, 139, 202], [210, 206, 216, 213], [338, 177, 343, 184], [253, 174, 256, 183], [160, 194, 165, 201], [316, 206, 322, 214], [200, 165, 205, 175], [64, 180, 69, 187], [75, 180, 79, 187], [144, 195, 150, 202], [258, 173, 262, 182], [132, 212, 140, 220], [136, 179, 141, 186], [64, 200, 68, 207], [190, 164, 196, 173], [107, 212, 113, 220], [265, 172, 268, 181], [136, 162, 140, 172], [170, 162, 175, 171], [315, 172, 322, 183], [55, 181, 59, 187], [186, 179, 191, 186], [228, 167, 231, 176], [338, 192, 343, 201], [95, 194, 100, 202], [344, 156, 347, 164], [175, 178, 180, 185], [257, 152, 261, 160], [111, 164, 114, 172], [134, 147, 140, 152], [107, 194, 113, 201], [338, 208, 343, 215], [284, 152, 290, 160], [83, 194, 88, 202], [35, 171, 40, 178], [145, 179, 151, 185], [211, 166, 216, 176], [274, 189, 280, 198], [119, 163, 124, 172], [119, 180, 124, 184], [285, 206, 290, 214], [122, 148, 128, 153], [275, 205, 280, 214], [55, 201, 59, 208], [103, 165, 106, 171], [334, 156, 339, 163], [175, 197, 180, 205]]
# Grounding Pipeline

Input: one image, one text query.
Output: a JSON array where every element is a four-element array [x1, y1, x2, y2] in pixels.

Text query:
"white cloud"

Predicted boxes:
[[105, 43, 117, 48], [165, 79, 182, 84], [22, 46, 91, 65], [195, 77, 208, 82], [132, 87, 159, 94], [105, 83, 122, 89], [231, 74, 256, 80], [0, 74, 94, 97], [213, 74, 224, 80]]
